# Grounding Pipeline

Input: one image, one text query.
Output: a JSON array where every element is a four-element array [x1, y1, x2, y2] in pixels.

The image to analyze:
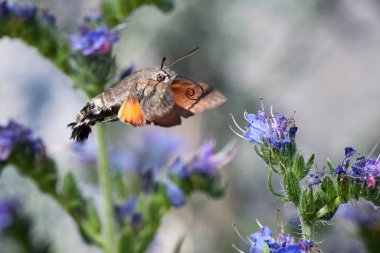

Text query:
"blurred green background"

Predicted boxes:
[[1, 0, 380, 252]]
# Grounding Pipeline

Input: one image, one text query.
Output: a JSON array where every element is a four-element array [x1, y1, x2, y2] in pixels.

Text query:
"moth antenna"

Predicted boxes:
[[160, 57, 166, 70], [169, 47, 200, 67]]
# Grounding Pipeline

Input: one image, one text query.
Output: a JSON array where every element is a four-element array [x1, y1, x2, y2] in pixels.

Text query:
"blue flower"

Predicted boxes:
[[165, 180, 186, 207], [120, 66, 134, 80], [0, 130, 14, 161], [233, 224, 313, 253], [0, 120, 46, 160], [114, 197, 141, 227], [231, 106, 297, 149], [7, 2, 36, 19], [335, 147, 380, 188], [0, 198, 20, 235], [308, 171, 324, 188], [41, 9, 55, 26], [0, 1, 9, 17], [69, 23, 119, 56], [169, 141, 235, 179], [342, 201, 380, 228]]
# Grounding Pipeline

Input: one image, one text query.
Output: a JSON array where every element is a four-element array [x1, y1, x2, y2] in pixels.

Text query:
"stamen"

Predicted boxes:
[[256, 219, 263, 229], [233, 224, 251, 245], [230, 126, 245, 139], [231, 113, 246, 133], [368, 140, 380, 158], [232, 244, 245, 253], [260, 97, 264, 111]]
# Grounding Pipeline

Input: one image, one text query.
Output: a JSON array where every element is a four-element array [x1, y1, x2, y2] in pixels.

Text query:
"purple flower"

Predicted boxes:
[[231, 106, 297, 149], [69, 25, 119, 56], [342, 201, 380, 228], [308, 171, 324, 188], [335, 147, 380, 188], [41, 9, 55, 26], [120, 66, 134, 80], [165, 180, 186, 207], [7, 2, 36, 19], [114, 197, 141, 227], [233, 224, 313, 253], [0, 198, 20, 235], [0, 120, 46, 160], [169, 141, 235, 179], [83, 12, 102, 24], [0, 130, 14, 161], [134, 130, 181, 172], [0, 1, 9, 16]]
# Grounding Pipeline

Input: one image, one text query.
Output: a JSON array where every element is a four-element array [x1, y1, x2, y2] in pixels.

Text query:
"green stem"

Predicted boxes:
[[96, 124, 116, 253], [300, 218, 314, 241]]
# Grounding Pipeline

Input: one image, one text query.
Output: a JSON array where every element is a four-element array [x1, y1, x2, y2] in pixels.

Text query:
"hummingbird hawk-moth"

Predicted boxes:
[[68, 48, 226, 141]]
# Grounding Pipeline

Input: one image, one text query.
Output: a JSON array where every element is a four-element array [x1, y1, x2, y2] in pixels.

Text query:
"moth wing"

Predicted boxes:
[[149, 107, 182, 127], [169, 80, 226, 116], [117, 96, 146, 126]]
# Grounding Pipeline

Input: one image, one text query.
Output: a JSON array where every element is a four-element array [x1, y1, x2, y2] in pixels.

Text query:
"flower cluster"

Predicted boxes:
[[0, 120, 46, 161], [68, 14, 119, 56], [169, 141, 235, 179], [0, 1, 36, 19], [0, 198, 20, 235], [335, 147, 379, 188], [166, 141, 234, 206], [233, 224, 313, 253], [232, 106, 297, 149], [114, 197, 142, 228], [0, 1, 55, 25]]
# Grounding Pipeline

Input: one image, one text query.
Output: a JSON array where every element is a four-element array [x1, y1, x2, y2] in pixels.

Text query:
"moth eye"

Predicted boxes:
[[156, 73, 166, 82]]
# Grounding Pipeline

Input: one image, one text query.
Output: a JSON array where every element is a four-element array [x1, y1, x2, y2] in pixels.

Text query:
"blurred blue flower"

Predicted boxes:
[[341, 201, 380, 228], [0, 120, 46, 160], [83, 12, 102, 24], [0, 130, 14, 160], [231, 107, 297, 149], [69, 24, 119, 56], [169, 141, 235, 179], [7, 2, 36, 19], [165, 180, 186, 207], [119, 66, 134, 80], [41, 9, 55, 26], [114, 196, 141, 227], [234, 224, 313, 253], [71, 142, 97, 166], [0, 1, 9, 16], [0, 198, 20, 235]]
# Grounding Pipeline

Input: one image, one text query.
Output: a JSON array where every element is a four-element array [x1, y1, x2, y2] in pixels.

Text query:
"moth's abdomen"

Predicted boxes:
[[68, 95, 120, 141]]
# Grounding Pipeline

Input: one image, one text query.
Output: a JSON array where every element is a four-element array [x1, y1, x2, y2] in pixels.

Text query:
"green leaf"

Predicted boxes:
[[263, 243, 270, 253], [267, 170, 286, 200], [61, 172, 80, 201], [321, 177, 337, 205], [118, 229, 135, 253], [101, 0, 174, 27], [85, 200, 102, 234], [284, 171, 301, 205], [173, 235, 186, 253], [326, 159, 335, 174], [299, 189, 315, 220], [291, 154, 305, 180]]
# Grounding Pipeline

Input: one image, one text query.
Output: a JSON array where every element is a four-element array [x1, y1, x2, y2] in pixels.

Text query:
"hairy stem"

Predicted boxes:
[[300, 218, 314, 241], [96, 124, 116, 253]]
